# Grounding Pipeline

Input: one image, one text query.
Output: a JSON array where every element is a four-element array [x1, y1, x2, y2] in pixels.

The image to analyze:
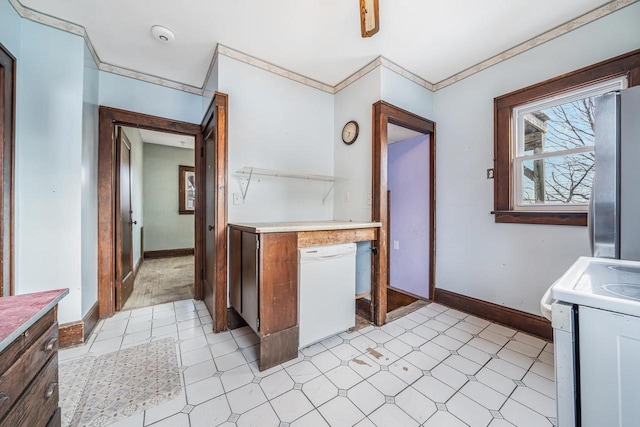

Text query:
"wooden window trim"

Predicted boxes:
[[494, 49, 640, 226]]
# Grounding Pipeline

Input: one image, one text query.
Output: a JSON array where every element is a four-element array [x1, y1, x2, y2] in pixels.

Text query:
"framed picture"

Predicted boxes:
[[179, 165, 195, 214]]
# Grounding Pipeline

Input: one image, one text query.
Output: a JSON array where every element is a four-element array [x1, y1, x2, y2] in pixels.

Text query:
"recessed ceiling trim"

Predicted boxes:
[[10, 0, 636, 97], [433, 0, 637, 90]]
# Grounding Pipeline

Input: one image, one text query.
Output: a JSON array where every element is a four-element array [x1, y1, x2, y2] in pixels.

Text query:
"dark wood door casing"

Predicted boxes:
[[0, 43, 15, 298], [372, 101, 436, 326], [200, 93, 229, 333], [98, 107, 205, 319]]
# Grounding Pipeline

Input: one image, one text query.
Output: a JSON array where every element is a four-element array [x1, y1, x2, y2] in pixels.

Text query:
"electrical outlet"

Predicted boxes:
[[233, 193, 243, 205], [487, 168, 494, 179], [393, 240, 400, 250], [344, 191, 350, 202], [367, 194, 372, 205]]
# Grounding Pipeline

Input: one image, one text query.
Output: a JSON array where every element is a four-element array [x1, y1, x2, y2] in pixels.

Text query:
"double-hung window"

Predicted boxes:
[[512, 77, 627, 211], [494, 49, 640, 225]]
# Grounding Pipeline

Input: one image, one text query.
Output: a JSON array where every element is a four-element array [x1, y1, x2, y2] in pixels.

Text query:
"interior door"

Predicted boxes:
[[202, 125, 216, 317], [116, 127, 134, 309]]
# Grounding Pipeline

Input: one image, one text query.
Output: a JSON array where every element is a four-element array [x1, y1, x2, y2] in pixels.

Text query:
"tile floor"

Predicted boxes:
[[59, 300, 557, 427]]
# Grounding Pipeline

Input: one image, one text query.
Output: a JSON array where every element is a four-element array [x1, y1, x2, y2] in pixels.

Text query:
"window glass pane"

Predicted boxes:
[[521, 152, 594, 205], [522, 97, 595, 156]]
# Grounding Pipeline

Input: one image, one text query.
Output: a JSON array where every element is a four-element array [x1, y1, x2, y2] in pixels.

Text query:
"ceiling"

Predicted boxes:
[[19, 0, 619, 90], [136, 128, 195, 150], [388, 123, 426, 145]]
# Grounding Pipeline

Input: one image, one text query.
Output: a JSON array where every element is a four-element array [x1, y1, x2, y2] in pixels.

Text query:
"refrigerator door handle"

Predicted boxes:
[[588, 195, 595, 256]]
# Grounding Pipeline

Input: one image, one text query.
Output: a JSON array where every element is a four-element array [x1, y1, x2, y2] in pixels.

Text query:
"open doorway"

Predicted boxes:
[[371, 101, 435, 325], [387, 124, 432, 310], [118, 127, 196, 310]]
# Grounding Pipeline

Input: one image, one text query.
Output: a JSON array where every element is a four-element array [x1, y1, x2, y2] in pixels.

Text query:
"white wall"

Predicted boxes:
[[381, 67, 434, 120], [218, 55, 335, 223], [99, 72, 203, 125], [81, 43, 99, 316], [433, 2, 640, 315], [0, 1, 21, 55], [143, 143, 194, 251], [15, 19, 85, 323], [333, 68, 381, 221], [202, 59, 219, 117], [122, 128, 144, 266]]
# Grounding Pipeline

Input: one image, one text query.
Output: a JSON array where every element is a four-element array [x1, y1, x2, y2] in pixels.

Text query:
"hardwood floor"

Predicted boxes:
[[122, 256, 194, 311]]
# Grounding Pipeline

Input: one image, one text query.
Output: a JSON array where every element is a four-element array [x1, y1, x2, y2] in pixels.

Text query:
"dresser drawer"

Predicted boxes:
[[0, 322, 58, 420], [0, 353, 58, 427]]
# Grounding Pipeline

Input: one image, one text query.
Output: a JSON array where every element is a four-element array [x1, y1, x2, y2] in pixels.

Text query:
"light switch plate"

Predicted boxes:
[[393, 240, 400, 250], [487, 168, 494, 179]]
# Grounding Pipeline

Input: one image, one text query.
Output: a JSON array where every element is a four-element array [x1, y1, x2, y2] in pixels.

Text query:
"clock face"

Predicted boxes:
[[342, 121, 359, 145]]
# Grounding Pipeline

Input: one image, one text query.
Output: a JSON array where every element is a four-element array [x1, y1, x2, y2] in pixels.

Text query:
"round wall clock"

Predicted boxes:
[[342, 121, 359, 145]]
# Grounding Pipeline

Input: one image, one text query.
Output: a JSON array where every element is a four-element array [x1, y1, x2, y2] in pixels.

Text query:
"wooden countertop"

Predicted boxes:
[[0, 289, 68, 353], [228, 220, 381, 233]]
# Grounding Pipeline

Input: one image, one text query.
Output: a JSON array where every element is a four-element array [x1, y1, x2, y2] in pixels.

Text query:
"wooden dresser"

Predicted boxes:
[[0, 289, 68, 427]]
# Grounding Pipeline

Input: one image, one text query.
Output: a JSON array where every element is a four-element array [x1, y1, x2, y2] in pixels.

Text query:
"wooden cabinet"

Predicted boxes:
[[229, 228, 299, 371], [0, 309, 61, 427]]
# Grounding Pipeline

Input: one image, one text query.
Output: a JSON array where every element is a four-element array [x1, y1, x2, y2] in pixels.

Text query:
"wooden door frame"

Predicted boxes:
[[97, 107, 204, 318], [372, 101, 436, 326], [201, 93, 229, 333], [0, 43, 15, 297]]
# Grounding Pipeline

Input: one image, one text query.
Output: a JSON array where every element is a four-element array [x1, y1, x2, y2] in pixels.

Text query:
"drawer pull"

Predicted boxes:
[[45, 382, 57, 399], [44, 337, 58, 351], [0, 392, 9, 405]]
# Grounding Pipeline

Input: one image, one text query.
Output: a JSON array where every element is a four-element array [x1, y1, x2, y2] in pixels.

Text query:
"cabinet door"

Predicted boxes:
[[229, 228, 242, 314], [242, 232, 259, 333], [579, 306, 640, 426]]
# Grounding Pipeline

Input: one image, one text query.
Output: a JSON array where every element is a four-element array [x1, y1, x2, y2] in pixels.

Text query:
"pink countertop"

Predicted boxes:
[[0, 288, 69, 353]]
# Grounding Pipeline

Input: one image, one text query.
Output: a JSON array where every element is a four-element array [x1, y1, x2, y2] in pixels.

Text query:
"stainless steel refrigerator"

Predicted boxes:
[[590, 85, 640, 261]]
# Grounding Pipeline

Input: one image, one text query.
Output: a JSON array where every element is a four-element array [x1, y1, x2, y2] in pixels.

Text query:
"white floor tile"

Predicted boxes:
[[389, 359, 422, 385], [530, 361, 554, 381], [391, 317, 419, 330], [369, 403, 420, 427], [236, 402, 279, 427], [183, 359, 216, 385], [226, 383, 267, 414], [290, 409, 330, 427], [475, 367, 517, 396], [152, 324, 178, 338], [454, 321, 485, 335], [468, 337, 503, 354], [179, 335, 208, 353], [329, 342, 361, 360], [413, 375, 456, 403], [108, 411, 144, 427], [349, 354, 381, 379], [423, 410, 468, 427], [285, 360, 322, 384], [435, 313, 459, 326], [383, 338, 413, 358], [347, 380, 385, 415], [270, 389, 314, 422], [147, 413, 189, 427], [414, 306, 441, 318], [354, 417, 377, 427], [460, 380, 508, 411], [409, 324, 438, 342], [465, 316, 491, 328], [320, 334, 343, 349], [185, 376, 225, 405], [395, 386, 437, 424], [419, 341, 451, 362], [126, 320, 152, 333], [500, 398, 553, 427], [206, 330, 233, 345], [188, 395, 231, 427], [431, 363, 469, 391], [301, 342, 326, 357], [362, 346, 400, 366], [350, 334, 377, 352], [318, 396, 365, 427], [445, 326, 473, 344], [489, 419, 517, 427], [259, 369, 294, 400], [431, 334, 464, 351], [378, 322, 405, 338], [458, 344, 492, 365], [497, 348, 535, 370], [513, 332, 547, 350], [367, 371, 408, 396], [486, 323, 517, 338], [180, 347, 213, 367], [235, 331, 260, 349], [447, 392, 493, 427], [486, 358, 527, 381], [122, 330, 152, 346], [143, 390, 186, 425], [402, 350, 439, 371], [505, 339, 542, 358], [537, 350, 554, 366], [426, 303, 448, 312], [325, 365, 363, 390], [522, 371, 556, 399], [221, 364, 254, 392], [443, 354, 482, 376], [397, 332, 428, 347], [210, 337, 239, 357], [302, 375, 339, 407], [405, 310, 430, 324], [241, 343, 259, 363], [310, 350, 341, 373], [177, 326, 204, 340], [215, 350, 247, 372], [423, 319, 450, 332], [511, 386, 556, 418]]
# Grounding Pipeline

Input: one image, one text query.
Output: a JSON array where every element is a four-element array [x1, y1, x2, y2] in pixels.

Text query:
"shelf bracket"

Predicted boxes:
[[322, 183, 335, 205], [240, 167, 254, 200]]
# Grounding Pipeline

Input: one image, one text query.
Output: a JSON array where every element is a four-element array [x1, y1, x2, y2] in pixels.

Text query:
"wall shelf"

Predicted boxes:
[[236, 166, 347, 204]]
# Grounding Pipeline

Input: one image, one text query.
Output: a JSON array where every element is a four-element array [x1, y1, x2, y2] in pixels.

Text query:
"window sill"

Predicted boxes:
[[492, 210, 587, 226]]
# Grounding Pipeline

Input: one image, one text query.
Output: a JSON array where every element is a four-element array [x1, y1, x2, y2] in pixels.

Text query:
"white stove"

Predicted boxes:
[[542, 256, 640, 427]]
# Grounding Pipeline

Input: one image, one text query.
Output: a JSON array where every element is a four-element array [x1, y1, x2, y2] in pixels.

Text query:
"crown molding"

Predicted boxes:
[[433, 0, 637, 90], [9, 0, 637, 96]]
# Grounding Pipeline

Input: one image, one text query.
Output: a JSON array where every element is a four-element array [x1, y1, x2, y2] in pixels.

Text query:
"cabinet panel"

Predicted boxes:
[[259, 233, 298, 335], [242, 232, 259, 333], [229, 228, 242, 313]]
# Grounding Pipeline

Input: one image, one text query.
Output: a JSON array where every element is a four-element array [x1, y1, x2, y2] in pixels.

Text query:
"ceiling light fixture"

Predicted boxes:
[[151, 25, 175, 43]]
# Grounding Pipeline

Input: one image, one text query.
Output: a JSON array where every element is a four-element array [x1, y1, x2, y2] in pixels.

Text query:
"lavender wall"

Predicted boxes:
[[388, 134, 431, 298]]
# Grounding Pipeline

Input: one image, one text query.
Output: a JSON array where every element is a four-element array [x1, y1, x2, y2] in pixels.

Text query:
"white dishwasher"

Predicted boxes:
[[298, 243, 356, 348]]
